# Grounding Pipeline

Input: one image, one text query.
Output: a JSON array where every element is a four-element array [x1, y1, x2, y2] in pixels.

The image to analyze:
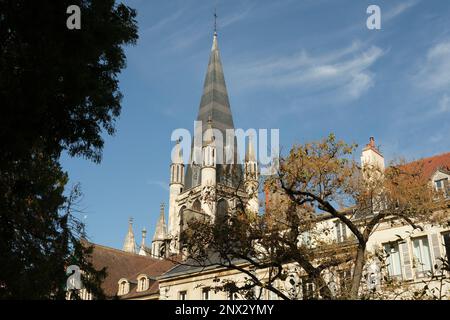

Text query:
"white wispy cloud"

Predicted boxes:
[[415, 40, 450, 91], [220, 5, 253, 29], [384, 0, 420, 21], [147, 180, 169, 191], [164, 4, 254, 52], [229, 41, 384, 101], [142, 7, 186, 35], [439, 94, 450, 113]]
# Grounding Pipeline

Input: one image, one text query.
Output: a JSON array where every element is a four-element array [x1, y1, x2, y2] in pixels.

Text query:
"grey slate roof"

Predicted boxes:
[[159, 252, 247, 280], [184, 32, 244, 190]]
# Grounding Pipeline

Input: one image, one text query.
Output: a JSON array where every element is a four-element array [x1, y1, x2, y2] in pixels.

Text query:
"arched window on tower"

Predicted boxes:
[[179, 206, 186, 232], [159, 243, 166, 258], [216, 199, 228, 225], [192, 199, 201, 212]]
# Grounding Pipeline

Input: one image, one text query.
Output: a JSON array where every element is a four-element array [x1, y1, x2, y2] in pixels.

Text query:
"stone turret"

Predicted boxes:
[[245, 134, 259, 214], [151, 204, 168, 259], [122, 218, 136, 254], [168, 140, 184, 243]]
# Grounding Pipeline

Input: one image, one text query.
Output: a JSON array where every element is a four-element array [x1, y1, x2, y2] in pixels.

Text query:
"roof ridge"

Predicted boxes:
[[407, 151, 450, 164], [89, 241, 159, 260]]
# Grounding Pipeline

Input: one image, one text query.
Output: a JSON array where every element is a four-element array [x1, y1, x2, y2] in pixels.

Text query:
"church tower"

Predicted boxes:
[[361, 136, 385, 171], [164, 26, 255, 255]]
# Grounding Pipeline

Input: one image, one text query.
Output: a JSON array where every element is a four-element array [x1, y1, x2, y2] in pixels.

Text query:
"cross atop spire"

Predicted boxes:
[[214, 8, 218, 35]]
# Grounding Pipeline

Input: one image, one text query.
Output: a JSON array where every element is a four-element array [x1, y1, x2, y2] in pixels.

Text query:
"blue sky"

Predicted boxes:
[[61, 0, 450, 250]]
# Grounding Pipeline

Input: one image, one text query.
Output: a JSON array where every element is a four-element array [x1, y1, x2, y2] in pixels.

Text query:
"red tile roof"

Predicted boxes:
[[86, 242, 176, 298], [402, 152, 450, 179]]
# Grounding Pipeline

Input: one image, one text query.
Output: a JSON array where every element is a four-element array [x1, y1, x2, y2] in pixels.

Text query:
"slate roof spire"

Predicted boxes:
[[184, 27, 242, 189]]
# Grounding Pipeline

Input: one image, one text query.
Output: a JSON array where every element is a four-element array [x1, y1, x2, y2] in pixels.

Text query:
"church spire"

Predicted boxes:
[[184, 20, 240, 190], [152, 203, 167, 241], [122, 217, 136, 254]]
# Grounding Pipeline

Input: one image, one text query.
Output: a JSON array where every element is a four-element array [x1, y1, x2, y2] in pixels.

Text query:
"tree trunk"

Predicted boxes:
[[314, 273, 333, 299], [349, 244, 366, 299]]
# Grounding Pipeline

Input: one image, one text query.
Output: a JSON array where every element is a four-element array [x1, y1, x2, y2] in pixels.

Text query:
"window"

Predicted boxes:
[[137, 276, 149, 292], [335, 221, 348, 243], [435, 178, 449, 197], [192, 199, 201, 212], [338, 269, 352, 292], [118, 280, 129, 296], [383, 242, 403, 278], [80, 289, 92, 300], [159, 244, 166, 259], [216, 199, 229, 225], [202, 288, 210, 300], [179, 291, 187, 300], [412, 237, 432, 277], [301, 278, 315, 300], [301, 231, 311, 247]]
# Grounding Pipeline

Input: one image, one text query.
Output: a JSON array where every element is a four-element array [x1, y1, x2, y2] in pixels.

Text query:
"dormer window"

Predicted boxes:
[[137, 275, 149, 292], [435, 178, 444, 190], [335, 221, 348, 243], [80, 288, 93, 300], [434, 178, 449, 197], [118, 279, 130, 296]]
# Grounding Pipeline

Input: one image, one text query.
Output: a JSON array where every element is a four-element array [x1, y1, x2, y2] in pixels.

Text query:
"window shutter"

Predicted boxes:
[[430, 233, 443, 272], [400, 241, 413, 280]]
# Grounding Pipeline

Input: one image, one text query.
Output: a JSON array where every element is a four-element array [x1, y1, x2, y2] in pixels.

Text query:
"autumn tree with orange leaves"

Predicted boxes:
[[181, 134, 450, 300]]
